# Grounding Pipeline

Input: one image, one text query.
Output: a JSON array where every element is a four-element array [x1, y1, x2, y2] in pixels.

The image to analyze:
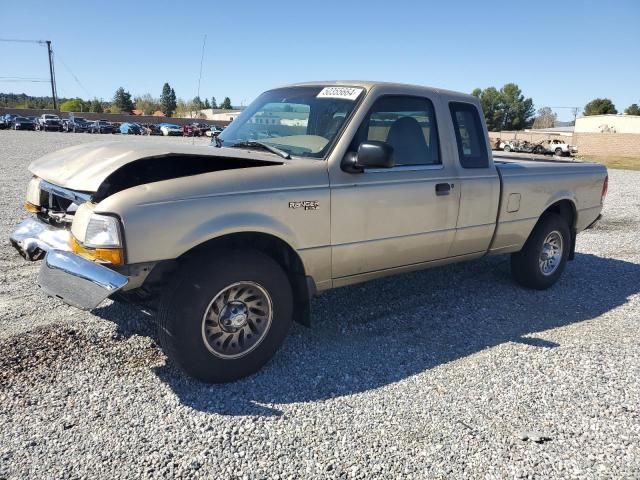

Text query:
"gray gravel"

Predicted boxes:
[[1, 130, 639, 479]]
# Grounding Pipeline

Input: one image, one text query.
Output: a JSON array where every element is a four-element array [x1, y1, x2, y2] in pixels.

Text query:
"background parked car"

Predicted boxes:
[[36, 114, 62, 132], [139, 123, 162, 135], [89, 120, 114, 134], [63, 116, 91, 133], [0, 114, 18, 129], [120, 122, 142, 135], [10, 116, 36, 131], [158, 123, 182, 136], [205, 125, 224, 137], [110, 122, 122, 134]]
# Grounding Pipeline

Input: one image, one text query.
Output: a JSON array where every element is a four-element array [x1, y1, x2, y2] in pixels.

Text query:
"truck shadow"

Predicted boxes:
[[98, 252, 640, 416]]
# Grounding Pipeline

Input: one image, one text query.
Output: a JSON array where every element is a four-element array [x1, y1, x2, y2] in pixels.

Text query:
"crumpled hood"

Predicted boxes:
[[29, 141, 282, 192]]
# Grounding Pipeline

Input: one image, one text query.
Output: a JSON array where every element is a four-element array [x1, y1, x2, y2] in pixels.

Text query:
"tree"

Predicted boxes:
[[204, 98, 211, 109], [583, 98, 617, 116], [60, 98, 85, 112], [89, 99, 103, 113], [472, 87, 504, 131], [112, 87, 135, 113], [134, 94, 161, 115], [160, 83, 177, 116], [624, 103, 640, 115], [532, 107, 557, 129], [500, 83, 535, 130], [211, 97, 217, 109], [472, 83, 534, 131], [220, 97, 232, 109], [192, 96, 203, 110]]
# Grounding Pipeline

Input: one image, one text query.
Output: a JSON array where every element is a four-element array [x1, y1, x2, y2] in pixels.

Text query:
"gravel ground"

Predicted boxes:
[[0, 130, 639, 479]]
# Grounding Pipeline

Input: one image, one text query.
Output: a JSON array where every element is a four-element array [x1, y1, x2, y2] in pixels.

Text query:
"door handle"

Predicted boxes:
[[435, 183, 451, 196]]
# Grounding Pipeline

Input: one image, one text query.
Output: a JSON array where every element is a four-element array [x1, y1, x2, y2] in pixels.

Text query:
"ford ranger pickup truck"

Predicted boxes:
[[10, 81, 607, 383]]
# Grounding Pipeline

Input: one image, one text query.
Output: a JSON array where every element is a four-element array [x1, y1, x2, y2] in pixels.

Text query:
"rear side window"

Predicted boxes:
[[449, 102, 489, 168]]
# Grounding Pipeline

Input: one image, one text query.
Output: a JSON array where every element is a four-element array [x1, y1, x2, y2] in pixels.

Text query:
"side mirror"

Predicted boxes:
[[341, 141, 394, 173]]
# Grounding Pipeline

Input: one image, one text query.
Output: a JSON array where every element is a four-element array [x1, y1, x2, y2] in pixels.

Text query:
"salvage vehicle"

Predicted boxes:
[[36, 114, 62, 132], [89, 120, 114, 134], [0, 113, 17, 129], [10, 116, 36, 130], [158, 123, 182, 136], [538, 139, 574, 156], [10, 81, 607, 383], [63, 116, 92, 133], [120, 122, 142, 135]]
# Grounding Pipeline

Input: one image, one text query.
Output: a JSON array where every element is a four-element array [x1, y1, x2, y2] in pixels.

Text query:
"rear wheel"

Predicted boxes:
[[157, 250, 293, 383], [504, 145, 511, 152], [554, 147, 563, 156], [511, 213, 570, 290]]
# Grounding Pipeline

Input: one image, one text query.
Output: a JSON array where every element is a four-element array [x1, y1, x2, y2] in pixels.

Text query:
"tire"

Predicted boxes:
[[554, 147, 563, 156], [511, 213, 570, 290], [157, 250, 294, 383], [504, 145, 511, 152], [534, 146, 544, 154]]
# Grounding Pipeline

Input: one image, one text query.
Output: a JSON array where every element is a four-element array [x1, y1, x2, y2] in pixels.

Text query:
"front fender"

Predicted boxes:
[[178, 211, 300, 257]]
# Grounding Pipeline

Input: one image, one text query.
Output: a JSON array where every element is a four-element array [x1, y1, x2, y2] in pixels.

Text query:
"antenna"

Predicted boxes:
[[193, 34, 207, 144]]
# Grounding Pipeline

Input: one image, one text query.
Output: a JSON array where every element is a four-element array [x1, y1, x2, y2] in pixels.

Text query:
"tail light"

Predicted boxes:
[[601, 175, 608, 202]]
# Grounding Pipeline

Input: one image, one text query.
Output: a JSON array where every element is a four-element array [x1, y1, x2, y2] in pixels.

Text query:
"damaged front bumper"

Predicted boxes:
[[39, 250, 128, 310], [10, 217, 72, 260], [11, 217, 129, 310]]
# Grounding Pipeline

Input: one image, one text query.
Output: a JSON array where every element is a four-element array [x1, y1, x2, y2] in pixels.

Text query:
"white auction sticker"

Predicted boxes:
[[316, 86, 364, 101]]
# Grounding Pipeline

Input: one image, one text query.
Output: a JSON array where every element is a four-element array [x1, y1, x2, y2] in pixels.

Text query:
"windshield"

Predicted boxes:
[[15, 117, 29, 122], [217, 86, 365, 158]]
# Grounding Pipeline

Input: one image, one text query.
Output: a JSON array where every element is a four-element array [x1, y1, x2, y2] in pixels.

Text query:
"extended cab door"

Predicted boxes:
[[328, 92, 461, 281], [447, 101, 501, 256]]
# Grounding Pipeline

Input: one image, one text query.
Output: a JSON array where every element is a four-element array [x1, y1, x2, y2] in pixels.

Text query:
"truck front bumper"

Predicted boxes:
[[10, 217, 72, 260], [39, 251, 129, 310], [10, 217, 129, 310]]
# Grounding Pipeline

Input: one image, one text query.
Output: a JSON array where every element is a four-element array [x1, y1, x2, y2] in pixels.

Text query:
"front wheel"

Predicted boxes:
[[511, 213, 570, 290], [157, 250, 293, 383], [554, 147, 563, 156]]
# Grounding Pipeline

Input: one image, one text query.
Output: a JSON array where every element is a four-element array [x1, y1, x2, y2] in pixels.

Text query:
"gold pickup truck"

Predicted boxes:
[[10, 81, 607, 382]]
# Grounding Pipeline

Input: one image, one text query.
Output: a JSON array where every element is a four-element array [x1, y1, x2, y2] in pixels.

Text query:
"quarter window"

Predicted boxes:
[[449, 102, 489, 168], [354, 96, 440, 166]]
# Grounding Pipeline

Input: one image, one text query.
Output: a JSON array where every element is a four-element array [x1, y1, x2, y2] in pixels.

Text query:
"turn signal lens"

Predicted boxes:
[[70, 236, 124, 265], [601, 175, 608, 202], [24, 202, 40, 213]]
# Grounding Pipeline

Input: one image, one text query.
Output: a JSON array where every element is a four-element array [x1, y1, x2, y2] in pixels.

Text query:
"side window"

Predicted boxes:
[[356, 96, 440, 166], [449, 102, 489, 168]]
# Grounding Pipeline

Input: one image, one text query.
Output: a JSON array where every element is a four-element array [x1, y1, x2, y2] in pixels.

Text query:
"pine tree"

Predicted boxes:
[[220, 97, 232, 109], [112, 87, 135, 113], [211, 96, 217, 109], [160, 83, 177, 116]]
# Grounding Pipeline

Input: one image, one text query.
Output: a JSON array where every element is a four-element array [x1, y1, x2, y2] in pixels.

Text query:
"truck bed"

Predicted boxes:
[[489, 158, 607, 255]]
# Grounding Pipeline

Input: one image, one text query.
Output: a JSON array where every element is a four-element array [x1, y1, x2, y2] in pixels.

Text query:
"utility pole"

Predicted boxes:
[[0, 38, 59, 109], [45, 41, 57, 110]]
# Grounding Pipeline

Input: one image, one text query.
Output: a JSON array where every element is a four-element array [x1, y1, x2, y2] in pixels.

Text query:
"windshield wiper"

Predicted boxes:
[[227, 140, 291, 159]]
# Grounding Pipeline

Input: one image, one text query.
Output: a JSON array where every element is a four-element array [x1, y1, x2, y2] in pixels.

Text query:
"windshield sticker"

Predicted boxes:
[[316, 87, 364, 101]]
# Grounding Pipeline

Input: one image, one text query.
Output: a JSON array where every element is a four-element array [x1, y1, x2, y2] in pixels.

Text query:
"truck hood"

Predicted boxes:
[[29, 141, 284, 193]]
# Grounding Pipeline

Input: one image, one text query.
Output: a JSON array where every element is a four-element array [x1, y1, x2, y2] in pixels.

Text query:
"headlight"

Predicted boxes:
[[84, 214, 122, 248], [25, 177, 42, 208]]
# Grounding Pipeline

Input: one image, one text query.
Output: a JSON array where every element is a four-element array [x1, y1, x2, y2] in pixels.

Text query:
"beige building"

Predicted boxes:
[[575, 114, 640, 134]]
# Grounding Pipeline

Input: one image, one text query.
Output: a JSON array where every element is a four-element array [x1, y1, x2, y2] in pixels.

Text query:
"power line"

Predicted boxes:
[[55, 53, 93, 98]]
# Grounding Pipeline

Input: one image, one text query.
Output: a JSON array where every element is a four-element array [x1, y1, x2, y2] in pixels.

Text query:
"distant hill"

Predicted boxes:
[[0, 93, 76, 109]]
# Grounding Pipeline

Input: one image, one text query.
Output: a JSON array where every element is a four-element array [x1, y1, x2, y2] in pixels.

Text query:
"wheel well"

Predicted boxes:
[[181, 232, 312, 326], [543, 199, 576, 229], [541, 199, 577, 259]]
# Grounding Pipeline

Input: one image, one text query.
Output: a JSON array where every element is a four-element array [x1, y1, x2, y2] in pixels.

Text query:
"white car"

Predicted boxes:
[[159, 123, 182, 136]]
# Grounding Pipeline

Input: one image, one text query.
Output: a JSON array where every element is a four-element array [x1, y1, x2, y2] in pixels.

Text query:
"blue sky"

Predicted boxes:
[[1, 0, 638, 120]]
